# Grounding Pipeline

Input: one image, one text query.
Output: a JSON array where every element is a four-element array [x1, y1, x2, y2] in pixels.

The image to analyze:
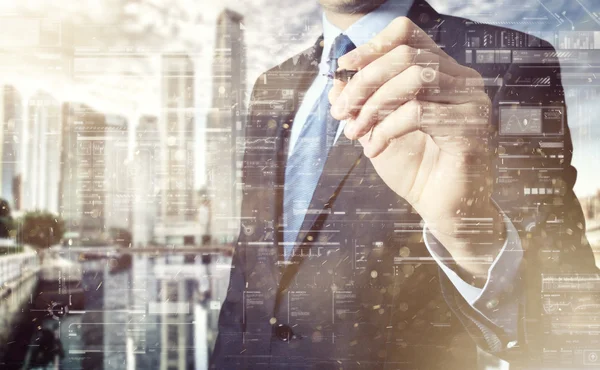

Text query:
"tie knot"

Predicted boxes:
[[328, 34, 356, 74]]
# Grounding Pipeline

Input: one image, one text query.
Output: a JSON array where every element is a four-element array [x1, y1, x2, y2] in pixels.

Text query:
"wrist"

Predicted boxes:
[[425, 201, 506, 278]]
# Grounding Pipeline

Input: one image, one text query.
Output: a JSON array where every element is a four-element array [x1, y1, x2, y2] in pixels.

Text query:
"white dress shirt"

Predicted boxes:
[[287, 0, 523, 340]]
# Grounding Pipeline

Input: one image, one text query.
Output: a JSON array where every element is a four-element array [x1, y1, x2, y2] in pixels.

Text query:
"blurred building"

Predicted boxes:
[[132, 115, 160, 247], [100, 256, 204, 369], [19, 91, 61, 213], [581, 191, 600, 264], [102, 265, 131, 370], [205, 9, 246, 243], [0, 85, 23, 209], [156, 258, 196, 370], [59, 103, 107, 243], [154, 54, 199, 246], [104, 115, 131, 232]]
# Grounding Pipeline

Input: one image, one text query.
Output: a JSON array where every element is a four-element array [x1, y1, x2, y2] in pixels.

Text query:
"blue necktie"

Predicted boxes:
[[283, 34, 356, 260]]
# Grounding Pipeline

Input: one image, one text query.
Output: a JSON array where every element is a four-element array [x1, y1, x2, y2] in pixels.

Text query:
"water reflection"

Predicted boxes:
[[24, 252, 231, 370]]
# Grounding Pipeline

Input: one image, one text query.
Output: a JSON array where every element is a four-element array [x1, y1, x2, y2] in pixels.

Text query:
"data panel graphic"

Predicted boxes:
[[0, 1, 598, 370]]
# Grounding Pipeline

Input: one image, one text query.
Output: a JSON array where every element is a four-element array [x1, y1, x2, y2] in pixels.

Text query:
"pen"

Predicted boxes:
[[325, 69, 359, 82], [325, 69, 373, 142]]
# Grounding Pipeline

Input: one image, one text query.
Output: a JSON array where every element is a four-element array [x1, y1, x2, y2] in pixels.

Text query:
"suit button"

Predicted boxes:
[[274, 324, 294, 342]]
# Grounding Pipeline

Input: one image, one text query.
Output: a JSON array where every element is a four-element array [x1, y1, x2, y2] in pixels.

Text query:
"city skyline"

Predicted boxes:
[[0, 1, 599, 198], [0, 2, 598, 369], [0, 8, 247, 246], [0, 3, 599, 247], [206, 9, 246, 243]]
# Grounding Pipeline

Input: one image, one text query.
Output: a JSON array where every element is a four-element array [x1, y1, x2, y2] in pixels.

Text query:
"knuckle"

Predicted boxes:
[[397, 44, 413, 53], [463, 67, 485, 83], [393, 44, 415, 64], [465, 67, 480, 77], [406, 99, 422, 118], [481, 94, 492, 108], [347, 51, 363, 66], [407, 64, 424, 75], [392, 16, 412, 31], [406, 64, 425, 84], [391, 17, 412, 44], [469, 67, 485, 80], [449, 75, 462, 88], [366, 40, 383, 54], [354, 67, 375, 86], [474, 91, 491, 106], [371, 126, 388, 148], [363, 103, 379, 122]]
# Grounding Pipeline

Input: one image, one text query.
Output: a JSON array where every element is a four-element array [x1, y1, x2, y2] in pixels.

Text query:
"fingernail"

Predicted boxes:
[[351, 122, 363, 139], [346, 120, 359, 139], [356, 115, 373, 136]]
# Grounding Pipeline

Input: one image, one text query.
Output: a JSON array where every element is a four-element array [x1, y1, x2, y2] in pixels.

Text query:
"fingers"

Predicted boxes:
[[337, 16, 453, 72], [357, 99, 491, 158], [328, 79, 346, 108], [325, 15, 490, 160], [330, 45, 440, 114], [356, 99, 423, 158], [342, 66, 484, 139], [330, 46, 484, 121]]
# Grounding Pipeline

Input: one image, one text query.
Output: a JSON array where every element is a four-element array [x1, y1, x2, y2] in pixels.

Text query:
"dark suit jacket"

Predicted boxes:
[[211, 1, 598, 369]]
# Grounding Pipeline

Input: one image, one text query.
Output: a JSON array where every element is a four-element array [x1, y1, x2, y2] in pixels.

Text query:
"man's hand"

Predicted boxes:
[[329, 17, 505, 282]]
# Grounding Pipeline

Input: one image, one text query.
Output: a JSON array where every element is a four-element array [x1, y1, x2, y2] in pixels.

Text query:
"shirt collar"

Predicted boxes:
[[320, 0, 415, 69]]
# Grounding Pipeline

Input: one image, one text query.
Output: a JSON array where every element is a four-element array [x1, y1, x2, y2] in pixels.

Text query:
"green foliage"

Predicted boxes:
[[0, 245, 24, 255], [0, 198, 15, 238], [109, 227, 132, 248], [18, 211, 65, 249]]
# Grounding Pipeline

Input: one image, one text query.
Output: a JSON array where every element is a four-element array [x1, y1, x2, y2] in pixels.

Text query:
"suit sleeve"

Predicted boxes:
[[209, 238, 247, 368], [437, 39, 600, 365], [209, 78, 259, 368], [424, 206, 523, 337]]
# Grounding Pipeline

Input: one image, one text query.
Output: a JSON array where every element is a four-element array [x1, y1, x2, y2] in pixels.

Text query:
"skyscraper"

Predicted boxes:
[[20, 91, 61, 213], [104, 115, 131, 232], [0, 85, 23, 209], [206, 9, 246, 243], [154, 54, 199, 246], [102, 266, 132, 370], [157, 271, 194, 370], [59, 103, 107, 243], [132, 115, 160, 247]]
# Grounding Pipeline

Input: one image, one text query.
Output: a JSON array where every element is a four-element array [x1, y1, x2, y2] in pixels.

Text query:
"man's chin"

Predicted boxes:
[[318, 0, 389, 14]]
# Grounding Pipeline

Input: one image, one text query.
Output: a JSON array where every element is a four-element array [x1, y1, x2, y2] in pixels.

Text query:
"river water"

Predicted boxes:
[[3, 252, 232, 370]]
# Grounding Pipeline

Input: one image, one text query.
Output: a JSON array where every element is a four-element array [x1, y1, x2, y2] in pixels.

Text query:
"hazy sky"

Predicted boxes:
[[0, 0, 598, 196]]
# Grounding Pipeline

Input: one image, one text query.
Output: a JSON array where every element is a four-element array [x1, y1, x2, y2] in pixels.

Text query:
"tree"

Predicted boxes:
[[109, 227, 132, 248], [0, 199, 15, 238], [18, 211, 65, 250]]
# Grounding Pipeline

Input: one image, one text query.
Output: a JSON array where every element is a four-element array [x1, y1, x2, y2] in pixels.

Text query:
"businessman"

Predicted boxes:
[[211, 0, 598, 368]]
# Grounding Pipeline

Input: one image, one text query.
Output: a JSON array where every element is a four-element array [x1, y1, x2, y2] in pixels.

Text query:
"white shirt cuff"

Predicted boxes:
[[423, 207, 523, 337]]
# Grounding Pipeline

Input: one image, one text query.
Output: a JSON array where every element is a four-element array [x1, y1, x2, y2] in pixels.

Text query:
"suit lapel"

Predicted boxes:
[[276, 0, 444, 294], [249, 37, 324, 271]]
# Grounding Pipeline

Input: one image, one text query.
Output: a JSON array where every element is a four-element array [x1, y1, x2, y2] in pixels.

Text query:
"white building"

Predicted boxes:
[[0, 85, 22, 209], [154, 54, 200, 247], [132, 115, 160, 247], [104, 115, 131, 232], [20, 91, 61, 213], [205, 9, 246, 243]]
